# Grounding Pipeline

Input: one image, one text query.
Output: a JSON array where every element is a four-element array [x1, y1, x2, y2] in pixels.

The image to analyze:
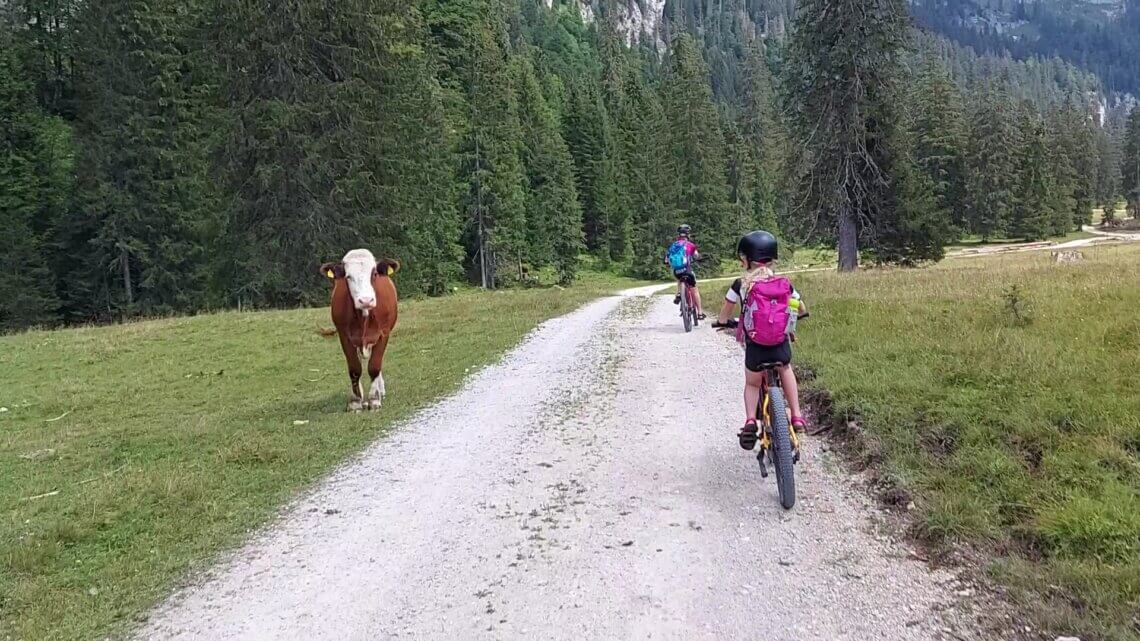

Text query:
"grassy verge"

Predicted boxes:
[[0, 270, 647, 640], [793, 245, 1139, 641]]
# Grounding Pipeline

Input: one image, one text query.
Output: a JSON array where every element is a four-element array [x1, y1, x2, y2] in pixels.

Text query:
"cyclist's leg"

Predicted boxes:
[[774, 341, 804, 423], [744, 368, 764, 423], [673, 271, 683, 303], [776, 365, 802, 418], [689, 273, 705, 318]]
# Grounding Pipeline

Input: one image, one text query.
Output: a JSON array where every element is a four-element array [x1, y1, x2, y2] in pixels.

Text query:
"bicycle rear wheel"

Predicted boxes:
[[681, 285, 693, 332], [766, 388, 796, 510]]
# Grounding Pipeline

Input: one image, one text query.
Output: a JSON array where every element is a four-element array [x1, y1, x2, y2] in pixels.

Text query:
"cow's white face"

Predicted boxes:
[[342, 249, 378, 313]]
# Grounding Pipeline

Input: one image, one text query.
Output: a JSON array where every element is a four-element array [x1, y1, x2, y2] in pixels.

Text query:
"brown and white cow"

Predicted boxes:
[[319, 249, 399, 411]]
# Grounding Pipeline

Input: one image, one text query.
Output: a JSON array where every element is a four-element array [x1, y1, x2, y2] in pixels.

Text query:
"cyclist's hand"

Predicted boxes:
[[711, 318, 737, 332]]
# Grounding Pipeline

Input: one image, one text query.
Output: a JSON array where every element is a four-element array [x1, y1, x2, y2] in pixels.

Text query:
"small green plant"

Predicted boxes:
[[1002, 283, 1033, 326], [1102, 200, 1117, 224]]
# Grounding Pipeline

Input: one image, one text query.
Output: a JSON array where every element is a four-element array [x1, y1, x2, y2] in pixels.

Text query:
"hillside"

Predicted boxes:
[[912, 0, 1140, 95]]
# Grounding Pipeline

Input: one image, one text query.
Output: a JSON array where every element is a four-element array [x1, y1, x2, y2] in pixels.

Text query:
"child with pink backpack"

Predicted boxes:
[[712, 230, 809, 450]]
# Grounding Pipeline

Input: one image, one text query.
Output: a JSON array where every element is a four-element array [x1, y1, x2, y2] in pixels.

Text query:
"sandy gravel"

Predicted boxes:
[[137, 286, 1001, 641]]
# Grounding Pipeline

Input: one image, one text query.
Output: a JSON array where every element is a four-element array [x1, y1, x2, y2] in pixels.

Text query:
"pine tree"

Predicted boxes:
[[1051, 99, 1098, 231], [616, 56, 679, 278], [1095, 121, 1122, 210], [661, 32, 732, 258], [1044, 105, 1079, 235], [784, 0, 911, 270], [868, 155, 953, 265], [0, 29, 61, 330], [1011, 114, 1056, 241], [965, 86, 1020, 240], [372, 1, 463, 296], [210, 0, 400, 307], [514, 53, 584, 284], [462, 18, 528, 287], [66, 0, 215, 319], [564, 78, 616, 256], [1122, 108, 1140, 219], [908, 55, 968, 233], [736, 40, 784, 236], [5, 0, 80, 116]]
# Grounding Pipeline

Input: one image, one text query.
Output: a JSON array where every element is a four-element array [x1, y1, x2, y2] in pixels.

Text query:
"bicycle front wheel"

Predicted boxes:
[[767, 388, 796, 510]]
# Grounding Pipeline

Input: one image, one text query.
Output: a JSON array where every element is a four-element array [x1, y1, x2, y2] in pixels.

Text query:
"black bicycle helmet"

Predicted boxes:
[[677, 224, 692, 237], [737, 230, 778, 262]]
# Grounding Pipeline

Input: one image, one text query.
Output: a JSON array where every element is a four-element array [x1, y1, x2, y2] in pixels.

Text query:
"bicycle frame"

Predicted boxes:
[[757, 367, 801, 454]]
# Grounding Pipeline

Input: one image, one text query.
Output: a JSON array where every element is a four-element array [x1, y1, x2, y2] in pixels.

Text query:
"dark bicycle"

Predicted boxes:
[[678, 275, 700, 332], [676, 257, 706, 333]]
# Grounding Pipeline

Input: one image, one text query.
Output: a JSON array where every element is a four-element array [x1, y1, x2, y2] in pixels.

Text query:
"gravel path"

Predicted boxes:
[[137, 287, 995, 641]]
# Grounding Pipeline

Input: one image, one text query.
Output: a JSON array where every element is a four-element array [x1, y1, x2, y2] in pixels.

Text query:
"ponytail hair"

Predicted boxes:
[[740, 261, 775, 300]]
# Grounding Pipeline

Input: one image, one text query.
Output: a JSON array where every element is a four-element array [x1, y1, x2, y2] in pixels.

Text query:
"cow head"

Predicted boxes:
[[321, 249, 380, 313]]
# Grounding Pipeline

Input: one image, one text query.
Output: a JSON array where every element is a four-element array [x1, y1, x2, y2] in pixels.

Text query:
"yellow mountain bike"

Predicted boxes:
[[714, 317, 806, 510]]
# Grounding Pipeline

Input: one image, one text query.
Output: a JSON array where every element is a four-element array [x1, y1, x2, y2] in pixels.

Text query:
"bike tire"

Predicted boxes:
[[681, 286, 693, 332], [767, 388, 796, 510]]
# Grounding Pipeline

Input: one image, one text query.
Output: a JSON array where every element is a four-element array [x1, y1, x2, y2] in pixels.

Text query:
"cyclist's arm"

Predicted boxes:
[[716, 300, 735, 325]]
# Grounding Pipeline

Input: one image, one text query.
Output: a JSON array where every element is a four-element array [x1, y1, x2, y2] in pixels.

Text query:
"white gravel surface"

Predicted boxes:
[[137, 286, 997, 641]]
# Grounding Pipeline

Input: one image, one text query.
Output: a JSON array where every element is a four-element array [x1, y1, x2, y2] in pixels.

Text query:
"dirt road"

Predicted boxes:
[[138, 286, 994, 641]]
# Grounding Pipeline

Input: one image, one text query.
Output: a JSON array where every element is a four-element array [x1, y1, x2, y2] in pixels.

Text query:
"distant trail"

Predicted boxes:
[[946, 225, 1139, 259], [138, 285, 998, 641]]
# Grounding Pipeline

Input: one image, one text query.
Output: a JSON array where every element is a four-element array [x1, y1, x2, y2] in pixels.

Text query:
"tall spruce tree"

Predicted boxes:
[[372, 0, 463, 296], [1095, 121, 1122, 210], [0, 30, 62, 330], [210, 0, 406, 307], [1122, 108, 1140, 218], [965, 86, 1020, 240], [617, 57, 679, 278], [5, 0, 79, 116], [462, 16, 528, 287], [661, 32, 732, 258], [908, 56, 968, 233], [1052, 99, 1098, 230], [785, 0, 911, 270], [868, 155, 953, 264], [1011, 113, 1057, 241], [736, 40, 784, 237], [564, 77, 618, 257], [514, 54, 584, 284], [66, 0, 214, 319]]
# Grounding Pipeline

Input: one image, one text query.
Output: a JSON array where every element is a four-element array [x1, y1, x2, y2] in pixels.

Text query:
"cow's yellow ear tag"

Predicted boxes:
[[386, 265, 395, 276], [326, 269, 335, 279]]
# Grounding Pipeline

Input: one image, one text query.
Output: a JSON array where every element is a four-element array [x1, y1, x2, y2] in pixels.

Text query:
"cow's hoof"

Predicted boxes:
[[347, 399, 364, 412]]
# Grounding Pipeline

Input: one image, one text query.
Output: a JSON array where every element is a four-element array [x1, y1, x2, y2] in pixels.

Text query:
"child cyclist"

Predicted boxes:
[[712, 231, 809, 450]]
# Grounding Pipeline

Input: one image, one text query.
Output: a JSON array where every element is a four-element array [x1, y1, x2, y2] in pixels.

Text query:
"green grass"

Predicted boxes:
[[794, 245, 1140, 641], [0, 270, 647, 641], [947, 228, 1096, 249]]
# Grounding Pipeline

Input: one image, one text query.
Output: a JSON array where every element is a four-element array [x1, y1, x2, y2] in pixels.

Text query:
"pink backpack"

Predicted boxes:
[[738, 276, 793, 346]]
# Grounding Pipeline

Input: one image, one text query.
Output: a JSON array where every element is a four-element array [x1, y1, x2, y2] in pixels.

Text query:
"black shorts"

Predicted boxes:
[[673, 269, 696, 286], [745, 339, 792, 372]]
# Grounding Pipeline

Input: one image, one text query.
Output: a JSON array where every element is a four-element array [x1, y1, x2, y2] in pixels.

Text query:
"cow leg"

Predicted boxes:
[[365, 334, 390, 410], [337, 333, 365, 412]]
